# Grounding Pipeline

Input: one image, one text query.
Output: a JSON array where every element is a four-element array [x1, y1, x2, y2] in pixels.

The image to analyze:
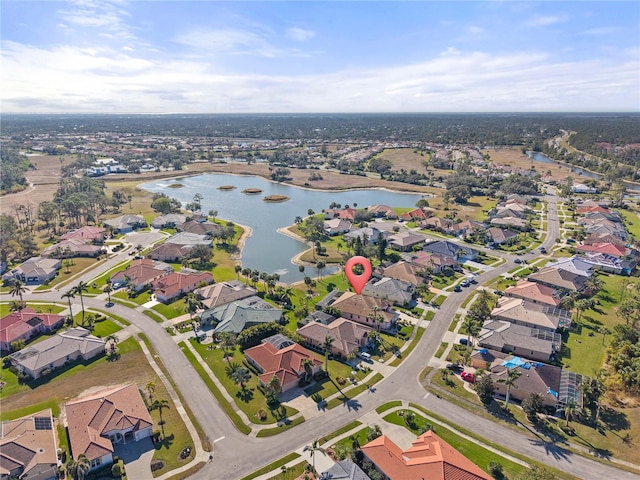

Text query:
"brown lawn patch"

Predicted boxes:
[[483, 147, 571, 182]]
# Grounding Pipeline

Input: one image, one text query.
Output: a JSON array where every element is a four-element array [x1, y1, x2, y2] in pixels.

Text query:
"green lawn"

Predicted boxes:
[[618, 208, 640, 238], [0, 302, 65, 317], [153, 298, 188, 319], [319, 420, 363, 444], [91, 319, 123, 337], [34, 257, 101, 291], [189, 339, 299, 424], [84, 260, 132, 294], [389, 327, 424, 367], [114, 290, 152, 305], [239, 453, 301, 480], [434, 342, 448, 359]]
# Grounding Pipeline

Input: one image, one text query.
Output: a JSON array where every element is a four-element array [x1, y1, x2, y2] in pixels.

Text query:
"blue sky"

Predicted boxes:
[[2, 1, 638, 113]]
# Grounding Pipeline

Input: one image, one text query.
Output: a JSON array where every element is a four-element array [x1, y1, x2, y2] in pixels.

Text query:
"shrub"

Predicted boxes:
[[488, 461, 504, 479], [111, 462, 123, 477]]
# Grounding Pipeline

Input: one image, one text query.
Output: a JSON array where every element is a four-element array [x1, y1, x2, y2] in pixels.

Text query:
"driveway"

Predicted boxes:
[[114, 437, 155, 480]]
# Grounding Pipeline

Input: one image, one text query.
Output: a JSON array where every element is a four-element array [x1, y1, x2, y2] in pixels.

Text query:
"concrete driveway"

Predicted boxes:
[[114, 437, 155, 480]]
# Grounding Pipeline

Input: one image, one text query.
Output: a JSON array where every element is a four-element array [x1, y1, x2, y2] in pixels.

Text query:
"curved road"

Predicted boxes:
[[23, 191, 639, 480]]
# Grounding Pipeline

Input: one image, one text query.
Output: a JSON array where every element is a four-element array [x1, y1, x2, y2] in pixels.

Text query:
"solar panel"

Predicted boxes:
[[34, 417, 52, 430]]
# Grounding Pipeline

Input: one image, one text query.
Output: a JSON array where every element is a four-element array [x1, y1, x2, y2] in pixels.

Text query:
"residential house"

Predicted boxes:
[[489, 216, 527, 230], [150, 213, 186, 229], [42, 238, 104, 258], [0, 307, 65, 352], [377, 261, 429, 287], [324, 208, 357, 221], [324, 218, 352, 236], [576, 205, 612, 215], [59, 226, 106, 243], [503, 280, 562, 307], [110, 258, 173, 291], [488, 356, 581, 409], [577, 253, 634, 275], [486, 227, 518, 245], [420, 216, 454, 234], [399, 208, 429, 222], [0, 409, 58, 480], [423, 241, 479, 262], [362, 277, 414, 306], [401, 251, 456, 274], [329, 292, 398, 331], [195, 281, 256, 309], [583, 233, 626, 247], [146, 243, 193, 262], [3, 257, 61, 285], [584, 223, 628, 241], [493, 206, 526, 219], [320, 460, 371, 480], [151, 269, 214, 303], [477, 320, 561, 362], [544, 257, 593, 278], [361, 430, 491, 480], [527, 267, 589, 294], [200, 296, 283, 334], [164, 232, 212, 247], [103, 214, 146, 233], [571, 183, 597, 194], [367, 205, 397, 219], [344, 227, 389, 246], [451, 220, 485, 237], [9, 327, 105, 379], [297, 317, 373, 359], [505, 194, 528, 205], [244, 335, 322, 393], [65, 384, 153, 472], [577, 242, 627, 258], [388, 231, 427, 251], [491, 297, 570, 331], [177, 220, 222, 236]]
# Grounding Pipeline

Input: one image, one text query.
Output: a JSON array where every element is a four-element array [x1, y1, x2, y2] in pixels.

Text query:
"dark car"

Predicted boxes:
[[446, 363, 463, 372], [453, 285, 462, 292], [540, 247, 547, 254], [459, 338, 468, 346], [514, 258, 522, 264]]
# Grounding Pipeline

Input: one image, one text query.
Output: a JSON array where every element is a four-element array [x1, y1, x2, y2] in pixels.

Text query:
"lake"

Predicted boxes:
[[140, 173, 422, 283]]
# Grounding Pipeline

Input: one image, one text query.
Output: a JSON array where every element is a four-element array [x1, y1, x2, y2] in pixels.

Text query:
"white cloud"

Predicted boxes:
[[468, 25, 484, 35], [526, 15, 564, 27], [1, 41, 637, 113], [57, 0, 134, 39], [287, 27, 315, 42]]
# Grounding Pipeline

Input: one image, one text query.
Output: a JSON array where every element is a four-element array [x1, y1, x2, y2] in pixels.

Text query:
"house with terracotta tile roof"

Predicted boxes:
[[0, 308, 65, 352], [59, 226, 106, 243], [577, 242, 627, 258], [0, 409, 58, 480], [244, 337, 322, 393], [65, 384, 153, 471], [151, 269, 213, 303], [491, 297, 570, 332], [296, 317, 373, 359], [503, 280, 562, 307], [147, 242, 193, 262], [324, 208, 357, 221], [110, 258, 173, 291], [329, 292, 398, 331], [361, 430, 491, 480], [401, 251, 456, 274], [9, 327, 105, 379], [399, 208, 429, 222], [195, 281, 256, 309]]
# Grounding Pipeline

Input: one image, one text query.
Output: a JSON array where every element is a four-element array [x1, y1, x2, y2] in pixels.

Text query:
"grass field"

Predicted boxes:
[[0, 302, 65, 317]]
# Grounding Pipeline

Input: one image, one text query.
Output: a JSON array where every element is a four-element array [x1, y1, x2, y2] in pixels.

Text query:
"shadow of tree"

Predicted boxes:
[[236, 388, 254, 403], [155, 433, 175, 451], [528, 438, 573, 461], [600, 407, 630, 432]]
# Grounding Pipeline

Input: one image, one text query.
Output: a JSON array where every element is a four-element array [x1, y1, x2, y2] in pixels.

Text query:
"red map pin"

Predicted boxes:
[[345, 256, 372, 295]]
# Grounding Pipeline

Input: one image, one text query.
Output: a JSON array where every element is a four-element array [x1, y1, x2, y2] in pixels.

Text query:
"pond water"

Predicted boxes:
[[140, 173, 422, 283]]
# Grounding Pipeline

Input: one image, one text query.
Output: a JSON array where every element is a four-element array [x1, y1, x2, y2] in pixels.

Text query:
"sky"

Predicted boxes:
[[2, 1, 639, 113]]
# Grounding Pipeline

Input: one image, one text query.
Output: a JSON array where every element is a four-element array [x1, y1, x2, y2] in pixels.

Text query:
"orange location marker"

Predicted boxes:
[[345, 256, 372, 295]]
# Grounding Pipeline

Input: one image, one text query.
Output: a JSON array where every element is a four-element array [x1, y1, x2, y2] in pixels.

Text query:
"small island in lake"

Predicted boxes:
[[263, 195, 290, 203], [242, 188, 263, 194], [168, 183, 184, 188], [218, 185, 236, 191]]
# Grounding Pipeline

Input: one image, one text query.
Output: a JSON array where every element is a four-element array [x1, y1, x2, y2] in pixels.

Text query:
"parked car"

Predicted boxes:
[[446, 363, 463, 372], [461, 371, 476, 383], [453, 285, 462, 292], [460, 281, 469, 287], [458, 338, 468, 346], [540, 247, 547, 254], [493, 290, 504, 296], [514, 258, 522, 264]]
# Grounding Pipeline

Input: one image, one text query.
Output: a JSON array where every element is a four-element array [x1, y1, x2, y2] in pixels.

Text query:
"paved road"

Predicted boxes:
[[22, 192, 640, 480]]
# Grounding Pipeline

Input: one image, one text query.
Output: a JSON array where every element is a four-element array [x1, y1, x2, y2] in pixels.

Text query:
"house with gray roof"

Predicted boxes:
[[362, 277, 414, 306], [478, 319, 561, 362], [165, 231, 211, 246], [200, 296, 283, 334], [103, 214, 146, 233], [321, 460, 371, 480], [324, 218, 352, 236], [344, 227, 389, 245], [9, 327, 105, 379], [151, 213, 186, 229], [422, 241, 479, 262], [3, 257, 61, 285], [178, 220, 222, 236], [196, 281, 256, 309], [388, 231, 427, 252]]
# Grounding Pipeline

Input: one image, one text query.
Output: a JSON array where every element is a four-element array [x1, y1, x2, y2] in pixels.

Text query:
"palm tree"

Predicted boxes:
[[104, 334, 119, 354], [219, 332, 236, 360], [104, 282, 113, 305], [461, 315, 481, 352], [564, 398, 577, 427], [8, 300, 22, 312], [600, 326, 611, 345], [316, 260, 325, 280], [560, 291, 579, 311], [61, 288, 76, 324], [367, 306, 384, 332], [303, 439, 326, 473], [226, 363, 251, 391], [184, 292, 203, 320], [145, 381, 156, 403], [235, 264, 242, 280], [499, 367, 522, 409], [150, 398, 170, 429], [68, 454, 91, 480], [9, 280, 27, 309], [322, 335, 334, 373], [73, 280, 89, 326], [585, 275, 604, 296], [302, 358, 314, 382], [575, 298, 594, 323]]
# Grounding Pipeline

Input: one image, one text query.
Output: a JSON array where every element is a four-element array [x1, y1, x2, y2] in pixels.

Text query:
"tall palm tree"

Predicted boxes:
[[219, 332, 236, 360], [145, 381, 156, 403], [303, 439, 326, 473], [9, 280, 27, 309], [103, 282, 113, 305], [461, 315, 481, 352], [184, 292, 203, 320], [73, 280, 89, 326], [585, 275, 604, 296], [235, 264, 242, 281], [226, 363, 251, 391], [564, 398, 577, 427], [61, 289, 75, 325], [302, 358, 314, 382], [322, 335, 334, 373], [560, 291, 579, 311], [368, 306, 384, 332], [150, 398, 170, 429], [67, 454, 91, 480], [499, 367, 522, 409]]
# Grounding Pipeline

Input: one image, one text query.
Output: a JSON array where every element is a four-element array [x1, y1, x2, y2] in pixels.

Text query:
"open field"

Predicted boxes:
[[483, 147, 571, 182]]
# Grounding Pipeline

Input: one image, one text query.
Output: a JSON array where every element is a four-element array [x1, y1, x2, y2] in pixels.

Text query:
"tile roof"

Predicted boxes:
[[361, 431, 490, 480], [363, 277, 414, 304], [0, 308, 65, 347], [388, 231, 427, 248], [6, 257, 60, 279], [486, 227, 518, 243], [321, 460, 371, 480], [202, 296, 283, 334], [244, 341, 322, 390], [379, 261, 428, 286], [151, 270, 213, 301], [165, 232, 211, 246], [503, 281, 562, 307], [195, 281, 256, 309], [528, 267, 588, 292], [297, 318, 373, 356], [331, 292, 396, 324], [65, 384, 153, 461], [110, 259, 173, 286], [478, 320, 560, 358], [42, 238, 103, 257], [577, 243, 627, 257], [59, 226, 106, 242], [491, 298, 560, 331], [177, 220, 222, 236]]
